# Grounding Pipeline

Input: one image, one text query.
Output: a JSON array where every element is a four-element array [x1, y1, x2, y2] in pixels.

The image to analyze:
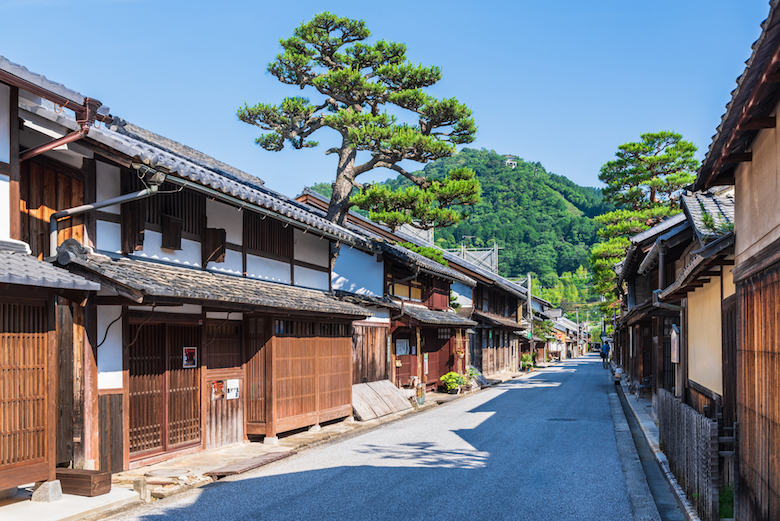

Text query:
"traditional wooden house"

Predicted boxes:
[[0, 58, 105, 495], [296, 188, 556, 382], [692, 3, 780, 516], [614, 214, 687, 390], [5, 58, 373, 473]]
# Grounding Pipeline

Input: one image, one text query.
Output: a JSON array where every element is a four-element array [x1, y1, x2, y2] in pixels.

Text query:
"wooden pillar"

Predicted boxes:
[[121, 306, 130, 470], [415, 327, 422, 382], [47, 298, 58, 481], [71, 301, 98, 468], [265, 329, 276, 438]]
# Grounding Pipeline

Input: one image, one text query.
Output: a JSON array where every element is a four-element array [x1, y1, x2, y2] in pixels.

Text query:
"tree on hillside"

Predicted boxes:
[[238, 12, 480, 230], [590, 131, 698, 311]]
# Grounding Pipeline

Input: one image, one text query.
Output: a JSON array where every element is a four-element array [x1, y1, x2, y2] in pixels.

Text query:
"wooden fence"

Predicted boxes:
[[657, 389, 719, 521]]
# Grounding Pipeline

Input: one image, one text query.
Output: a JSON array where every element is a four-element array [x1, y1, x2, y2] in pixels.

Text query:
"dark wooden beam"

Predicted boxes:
[[717, 176, 736, 185], [9, 86, 19, 240], [741, 117, 776, 130], [698, 271, 723, 277], [723, 153, 752, 164], [766, 72, 780, 83]]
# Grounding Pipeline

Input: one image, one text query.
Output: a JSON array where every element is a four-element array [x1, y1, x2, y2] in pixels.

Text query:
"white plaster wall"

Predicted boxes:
[[688, 277, 723, 395], [97, 306, 123, 389], [132, 230, 201, 267], [331, 247, 383, 296], [128, 304, 202, 314], [0, 175, 9, 241], [246, 253, 290, 283], [0, 84, 9, 164], [207, 199, 242, 245], [208, 249, 242, 276], [723, 264, 736, 299], [295, 265, 329, 291], [450, 281, 473, 307], [293, 228, 329, 267], [735, 104, 780, 264], [96, 220, 122, 253], [96, 161, 121, 214]]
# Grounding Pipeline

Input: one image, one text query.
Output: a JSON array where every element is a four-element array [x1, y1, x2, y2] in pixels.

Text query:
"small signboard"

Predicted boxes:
[[226, 379, 240, 400], [387, 338, 392, 363], [183, 347, 197, 368], [423, 353, 428, 375], [671, 325, 680, 364], [211, 380, 224, 400], [547, 309, 563, 318]]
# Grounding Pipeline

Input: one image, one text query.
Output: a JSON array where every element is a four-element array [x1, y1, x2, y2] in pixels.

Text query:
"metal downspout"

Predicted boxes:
[[49, 186, 159, 255], [20, 125, 90, 163]]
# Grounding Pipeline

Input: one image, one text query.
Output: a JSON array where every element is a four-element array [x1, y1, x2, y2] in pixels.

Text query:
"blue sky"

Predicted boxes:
[[0, 0, 770, 196]]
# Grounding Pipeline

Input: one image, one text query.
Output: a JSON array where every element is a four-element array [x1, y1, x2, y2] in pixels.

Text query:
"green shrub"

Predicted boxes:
[[440, 371, 467, 390]]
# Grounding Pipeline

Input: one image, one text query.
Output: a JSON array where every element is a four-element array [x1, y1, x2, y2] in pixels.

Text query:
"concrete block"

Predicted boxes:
[[263, 436, 279, 446], [31, 480, 62, 502], [308, 424, 321, 433], [133, 478, 148, 501]]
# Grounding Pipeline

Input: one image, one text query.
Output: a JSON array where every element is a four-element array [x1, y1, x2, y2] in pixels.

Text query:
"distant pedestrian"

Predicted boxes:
[[601, 343, 610, 369]]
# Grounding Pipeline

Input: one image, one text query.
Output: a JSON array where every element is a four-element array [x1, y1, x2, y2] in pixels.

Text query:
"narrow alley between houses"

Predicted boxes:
[[103, 355, 649, 521]]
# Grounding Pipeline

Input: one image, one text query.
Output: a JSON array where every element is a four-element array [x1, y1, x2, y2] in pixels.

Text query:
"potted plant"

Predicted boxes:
[[521, 353, 533, 371], [440, 371, 467, 394]]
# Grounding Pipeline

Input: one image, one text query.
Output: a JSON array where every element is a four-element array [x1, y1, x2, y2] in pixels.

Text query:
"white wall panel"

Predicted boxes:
[[331, 247, 383, 296], [208, 249, 242, 275], [294, 265, 329, 291], [132, 230, 201, 267], [96, 161, 121, 214], [97, 306, 123, 389], [207, 199, 243, 244], [96, 220, 122, 253], [246, 253, 291, 283], [293, 228, 329, 267]]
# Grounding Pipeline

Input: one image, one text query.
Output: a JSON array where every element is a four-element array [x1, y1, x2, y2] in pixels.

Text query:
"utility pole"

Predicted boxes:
[[576, 307, 580, 357]]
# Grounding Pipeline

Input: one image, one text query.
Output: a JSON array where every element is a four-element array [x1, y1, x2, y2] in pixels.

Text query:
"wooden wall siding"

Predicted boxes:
[[20, 160, 84, 259], [273, 334, 352, 431], [657, 389, 720, 521], [128, 324, 164, 455], [205, 381, 243, 449], [274, 336, 317, 422], [244, 211, 293, 259], [422, 331, 451, 386], [0, 302, 50, 488], [167, 326, 200, 447], [124, 175, 205, 236], [352, 325, 388, 384], [204, 322, 242, 370], [686, 384, 720, 419], [317, 337, 352, 413], [245, 317, 266, 424], [425, 278, 449, 311], [98, 394, 123, 473], [736, 263, 780, 521]]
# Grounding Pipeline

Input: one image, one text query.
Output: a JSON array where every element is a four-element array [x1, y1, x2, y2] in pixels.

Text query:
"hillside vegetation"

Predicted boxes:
[[312, 148, 612, 282]]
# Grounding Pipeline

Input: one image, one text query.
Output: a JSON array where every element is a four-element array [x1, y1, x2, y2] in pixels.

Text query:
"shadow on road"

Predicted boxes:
[[123, 356, 633, 521]]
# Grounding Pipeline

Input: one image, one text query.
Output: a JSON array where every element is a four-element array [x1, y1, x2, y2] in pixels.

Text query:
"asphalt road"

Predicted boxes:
[[110, 355, 639, 521]]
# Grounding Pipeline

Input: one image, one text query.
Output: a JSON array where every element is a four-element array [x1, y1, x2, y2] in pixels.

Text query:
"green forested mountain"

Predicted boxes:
[[311, 148, 612, 281]]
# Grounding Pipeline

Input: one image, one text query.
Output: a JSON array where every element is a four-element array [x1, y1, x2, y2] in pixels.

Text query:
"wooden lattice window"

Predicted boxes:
[[387, 271, 422, 301], [244, 212, 293, 259], [275, 319, 314, 336], [438, 328, 452, 340], [319, 322, 349, 337], [123, 172, 206, 236]]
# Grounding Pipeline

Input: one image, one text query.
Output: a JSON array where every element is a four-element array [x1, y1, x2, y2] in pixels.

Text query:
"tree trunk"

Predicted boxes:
[[326, 144, 357, 226]]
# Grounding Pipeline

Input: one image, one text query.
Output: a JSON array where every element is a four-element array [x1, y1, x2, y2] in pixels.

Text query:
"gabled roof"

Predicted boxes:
[[379, 241, 476, 287], [19, 100, 373, 249], [0, 55, 86, 107], [681, 188, 735, 244], [472, 310, 521, 329], [57, 249, 370, 318], [297, 187, 552, 305], [696, 1, 780, 190], [619, 213, 687, 284]]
